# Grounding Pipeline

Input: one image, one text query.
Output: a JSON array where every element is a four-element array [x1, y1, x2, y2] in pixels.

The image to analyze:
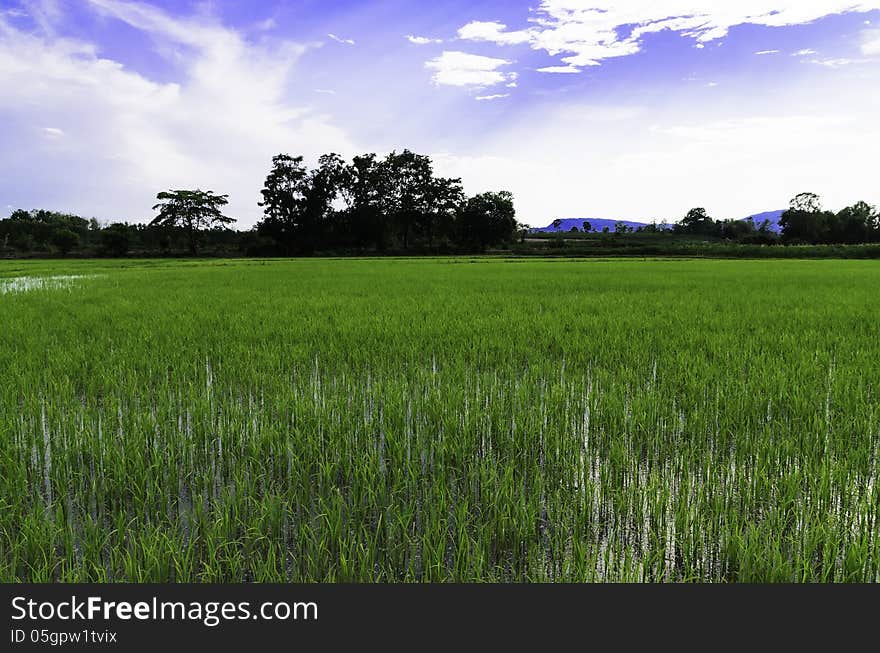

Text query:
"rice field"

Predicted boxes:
[[0, 257, 878, 582]]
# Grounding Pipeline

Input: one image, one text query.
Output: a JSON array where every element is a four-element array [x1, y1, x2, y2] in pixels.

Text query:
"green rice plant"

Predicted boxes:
[[0, 257, 878, 582]]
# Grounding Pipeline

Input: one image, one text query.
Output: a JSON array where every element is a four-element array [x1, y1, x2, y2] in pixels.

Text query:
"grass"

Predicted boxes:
[[0, 257, 878, 582]]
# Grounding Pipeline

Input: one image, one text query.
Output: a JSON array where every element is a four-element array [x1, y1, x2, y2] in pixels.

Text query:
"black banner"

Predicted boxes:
[[2, 584, 877, 650]]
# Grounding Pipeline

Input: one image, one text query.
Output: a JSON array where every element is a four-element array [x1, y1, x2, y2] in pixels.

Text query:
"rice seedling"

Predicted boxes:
[[0, 257, 878, 582]]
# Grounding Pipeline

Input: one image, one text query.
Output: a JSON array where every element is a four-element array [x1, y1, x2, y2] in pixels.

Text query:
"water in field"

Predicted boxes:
[[0, 274, 98, 295]]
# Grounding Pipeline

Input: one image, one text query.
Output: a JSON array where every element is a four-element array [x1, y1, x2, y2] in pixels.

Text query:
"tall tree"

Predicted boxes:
[[423, 176, 464, 248], [779, 192, 831, 243], [304, 153, 350, 249], [678, 207, 716, 236], [340, 153, 387, 249], [151, 189, 232, 255], [458, 191, 517, 252], [834, 201, 876, 244], [257, 154, 311, 255], [380, 150, 433, 250]]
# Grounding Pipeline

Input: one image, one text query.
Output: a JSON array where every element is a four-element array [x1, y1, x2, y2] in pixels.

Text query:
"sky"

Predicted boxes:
[[1, 1, 879, 228]]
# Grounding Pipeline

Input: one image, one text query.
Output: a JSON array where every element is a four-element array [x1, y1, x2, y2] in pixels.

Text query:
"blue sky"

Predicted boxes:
[[1, 1, 879, 227]]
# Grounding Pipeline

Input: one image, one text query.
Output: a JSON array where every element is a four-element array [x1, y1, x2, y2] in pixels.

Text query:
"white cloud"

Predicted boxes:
[[537, 65, 582, 73], [425, 51, 516, 87], [804, 57, 866, 67], [314, 88, 336, 95], [755, 49, 780, 55], [863, 29, 880, 55], [457, 2, 880, 69], [0, 0, 358, 225], [255, 17, 276, 31], [793, 48, 818, 55], [327, 33, 355, 46], [18, 0, 62, 34], [406, 35, 442, 45], [475, 93, 510, 101], [42, 126, 64, 137], [457, 21, 532, 46]]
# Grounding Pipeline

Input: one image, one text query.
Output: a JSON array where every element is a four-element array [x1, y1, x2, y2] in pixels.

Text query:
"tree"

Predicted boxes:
[[257, 155, 311, 255], [379, 150, 434, 250], [614, 221, 632, 234], [678, 207, 716, 236], [582, 221, 592, 233], [834, 201, 876, 244], [552, 219, 563, 231], [779, 192, 831, 244], [790, 192, 822, 214], [304, 153, 350, 250], [151, 189, 232, 255], [341, 153, 387, 249], [458, 191, 517, 252], [100, 223, 132, 257], [51, 228, 79, 256], [422, 176, 464, 248]]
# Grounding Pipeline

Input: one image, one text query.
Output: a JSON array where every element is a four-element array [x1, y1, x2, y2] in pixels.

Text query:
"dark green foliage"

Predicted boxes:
[[151, 189, 234, 256], [255, 150, 509, 254], [780, 193, 879, 245], [98, 223, 132, 257], [50, 228, 79, 256], [457, 191, 518, 251]]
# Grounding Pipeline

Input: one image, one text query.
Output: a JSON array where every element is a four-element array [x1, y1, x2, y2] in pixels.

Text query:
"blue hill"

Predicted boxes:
[[532, 211, 786, 234], [531, 218, 656, 233], [742, 210, 784, 234]]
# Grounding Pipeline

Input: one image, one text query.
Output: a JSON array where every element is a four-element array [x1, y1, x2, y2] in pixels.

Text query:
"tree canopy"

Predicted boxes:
[[151, 189, 234, 255], [256, 150, 516, 254]]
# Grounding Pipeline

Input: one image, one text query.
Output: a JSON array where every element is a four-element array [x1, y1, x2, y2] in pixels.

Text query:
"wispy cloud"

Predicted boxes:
[[456, 2, 880, 72], [475, 93, 509, 101], [0, 0, 358, 224], [793, 48, 818, 56], [755, 49, 780, 55], [254, 17, 276, 31], [425, 51, 517, 87], [536, 65, 581, 73], [2, 7, 28, 18], [863, 29, 880, 55], [804, 57, 867, 67], [327, 33, 355, 46], [406, 35, 442, 45]]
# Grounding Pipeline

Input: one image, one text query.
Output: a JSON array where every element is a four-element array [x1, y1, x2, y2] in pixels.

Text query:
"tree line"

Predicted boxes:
[[671, 193, 880, 244], [255, 151, 517, 255], [2, 158, 877, 257], [1, 150, 519, 258]]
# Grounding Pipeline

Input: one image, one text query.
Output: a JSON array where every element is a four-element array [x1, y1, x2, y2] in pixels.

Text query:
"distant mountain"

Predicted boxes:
[[531, 218, 655, 233], [742, 210, 785, 234], [531, 211, 786, 234]]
